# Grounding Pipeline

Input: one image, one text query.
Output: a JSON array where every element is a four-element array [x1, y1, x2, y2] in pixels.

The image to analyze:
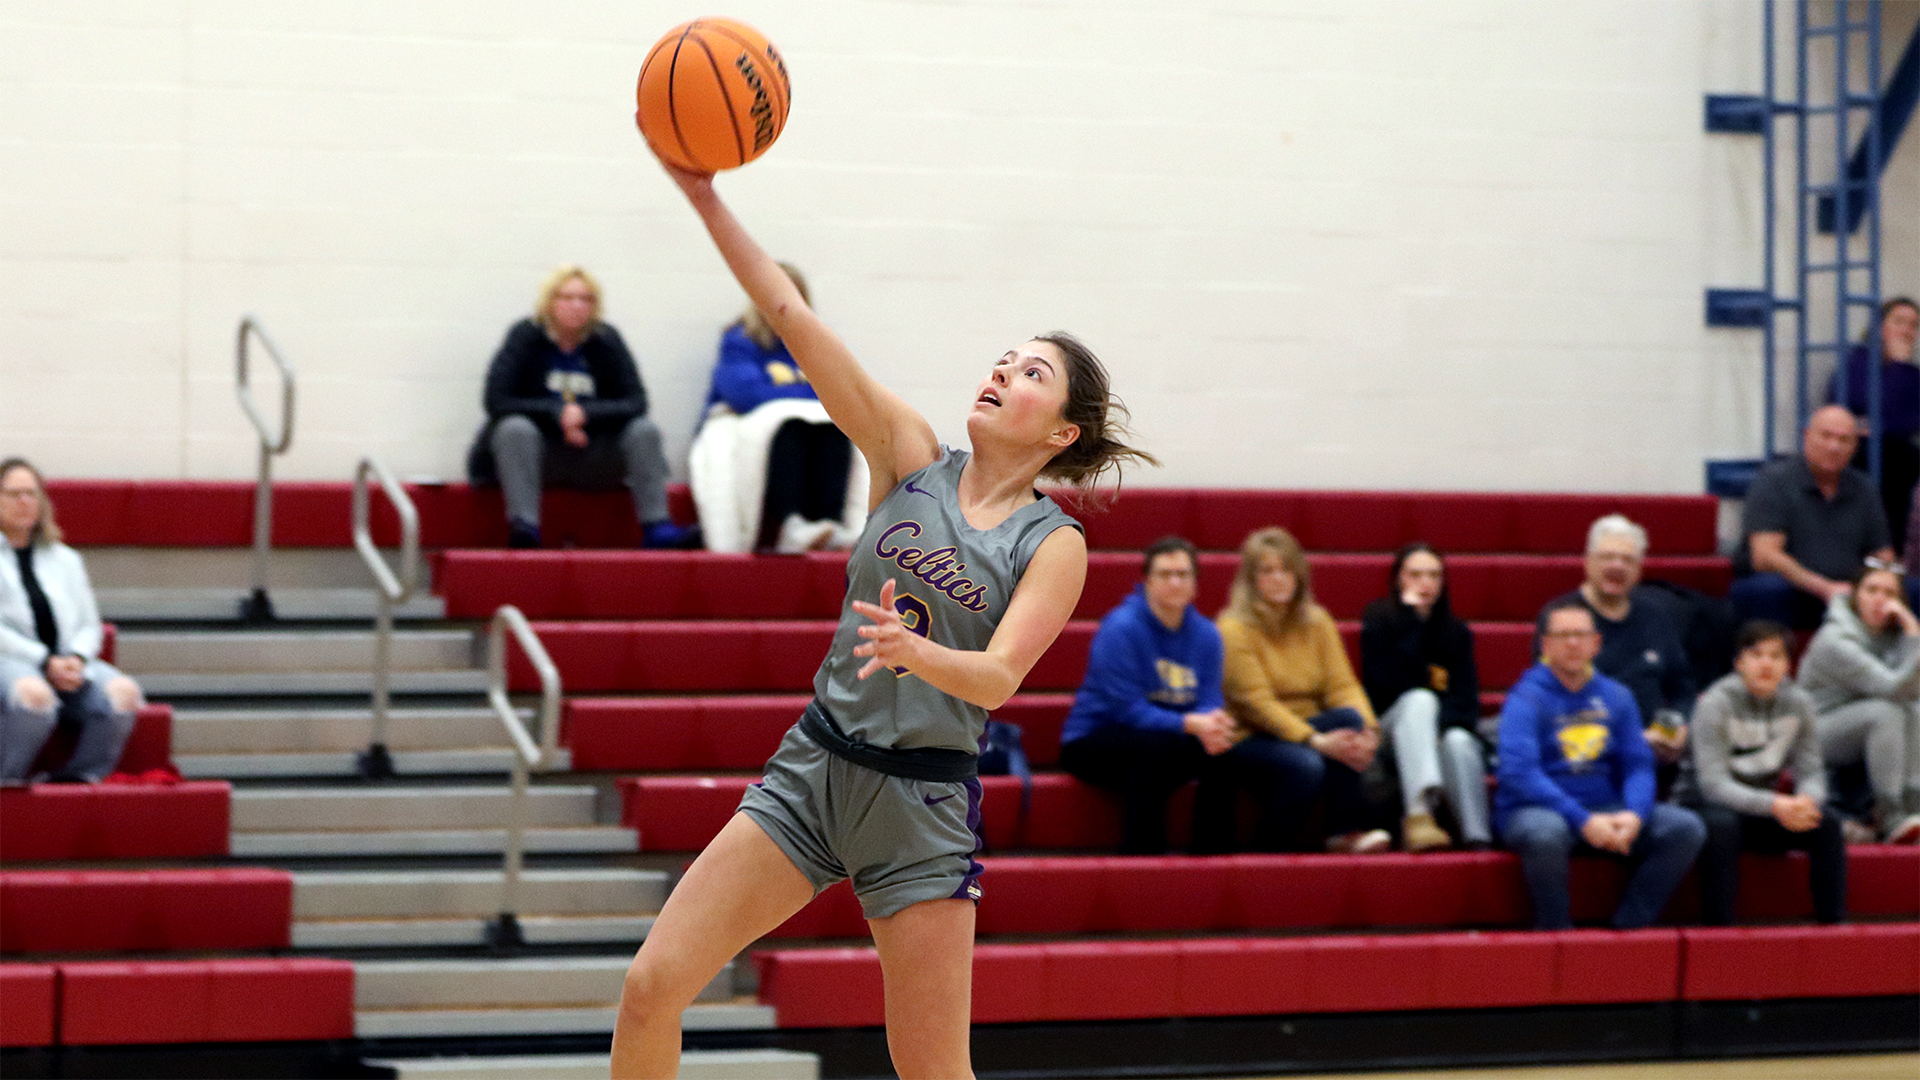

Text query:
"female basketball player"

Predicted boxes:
[[610, 159, 1151, 1079]]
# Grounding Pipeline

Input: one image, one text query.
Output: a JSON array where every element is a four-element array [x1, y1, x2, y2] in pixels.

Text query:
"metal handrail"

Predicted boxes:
[[235, 317, 296, 622], [353, 456, 420, 781], [485, 604, 562, 949]]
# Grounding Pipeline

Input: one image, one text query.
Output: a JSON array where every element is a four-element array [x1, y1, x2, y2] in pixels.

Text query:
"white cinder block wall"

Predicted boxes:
[[1, 0, 1914, 493]]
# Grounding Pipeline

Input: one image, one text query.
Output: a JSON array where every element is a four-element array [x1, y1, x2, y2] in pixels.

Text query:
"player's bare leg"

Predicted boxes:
[[869, 896, 976, 1079], [612, 813, 815, 1079]]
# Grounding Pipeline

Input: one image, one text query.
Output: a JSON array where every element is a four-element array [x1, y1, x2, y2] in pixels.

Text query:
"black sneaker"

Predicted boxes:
[[508, 521, 541, 549]]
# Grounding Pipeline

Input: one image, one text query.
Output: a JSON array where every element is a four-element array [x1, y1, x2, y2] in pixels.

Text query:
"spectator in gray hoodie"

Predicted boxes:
[[1797, 561, 1920, 843], [1678, 620, 1845, 924]]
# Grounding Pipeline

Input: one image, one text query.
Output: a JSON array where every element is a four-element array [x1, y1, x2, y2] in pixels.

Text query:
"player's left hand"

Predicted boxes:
[[851, 578, 920, 679]]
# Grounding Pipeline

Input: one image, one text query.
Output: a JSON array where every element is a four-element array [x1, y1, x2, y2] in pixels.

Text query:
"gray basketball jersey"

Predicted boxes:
[[814, 447, 1081, 753]]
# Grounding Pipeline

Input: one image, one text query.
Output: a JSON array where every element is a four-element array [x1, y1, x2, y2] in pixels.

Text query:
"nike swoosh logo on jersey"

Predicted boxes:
[[903, 479, 935, 498], [923, 792, 956, 806]]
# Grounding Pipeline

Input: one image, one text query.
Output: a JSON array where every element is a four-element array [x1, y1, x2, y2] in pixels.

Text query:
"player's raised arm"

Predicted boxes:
[[658, 164, 939, 502]]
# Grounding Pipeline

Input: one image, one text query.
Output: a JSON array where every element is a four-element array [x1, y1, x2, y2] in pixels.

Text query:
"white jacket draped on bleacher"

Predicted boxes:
[[688, 398, 868, 554]]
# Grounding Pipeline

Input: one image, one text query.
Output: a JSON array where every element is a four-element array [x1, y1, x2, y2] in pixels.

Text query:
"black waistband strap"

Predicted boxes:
[[798, 700, 978, 783]]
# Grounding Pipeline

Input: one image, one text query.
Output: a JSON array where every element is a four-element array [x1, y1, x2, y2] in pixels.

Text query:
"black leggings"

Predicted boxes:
[[1694, 802, 1847, 925], [1060, 726, 1235, 855], [755, 420, 854, 550]]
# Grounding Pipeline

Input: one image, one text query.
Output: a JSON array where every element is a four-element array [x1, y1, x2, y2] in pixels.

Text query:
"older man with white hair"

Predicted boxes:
[[1535, 514, 1696, 765]]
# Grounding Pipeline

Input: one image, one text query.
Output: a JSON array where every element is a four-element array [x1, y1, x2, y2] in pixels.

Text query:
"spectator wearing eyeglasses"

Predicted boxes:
[[1796, 560, 1920, 843], [1733, 405, 1900, 630], [1496, 601, 1706, 930], [1534, 515, 1697, 770], [1059, 536, 1238, 854], [0, 459, 145, 783]]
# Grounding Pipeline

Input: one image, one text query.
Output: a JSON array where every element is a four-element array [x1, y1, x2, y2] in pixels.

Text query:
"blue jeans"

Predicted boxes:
[[1499, 803, 1707, 930], [1223, 707, 1371, 851]]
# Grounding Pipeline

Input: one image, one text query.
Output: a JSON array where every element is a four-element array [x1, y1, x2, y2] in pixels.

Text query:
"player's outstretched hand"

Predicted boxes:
[[851, 578, 919, 679]]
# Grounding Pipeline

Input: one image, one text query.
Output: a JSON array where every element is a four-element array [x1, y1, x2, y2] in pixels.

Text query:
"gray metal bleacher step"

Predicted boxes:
[[361, 1049, 817, 1080], [231, 786, 635, 857], [295, 868, 669, 918], [175, 746, 571, 779], [172, 704, 557, 778], [138, 669, 488, 697], [173, 706, 517, 754], [352, 957, 771, 1039], [354, 1000, 776, 1039], [83, 547, 393, 590], [234, 785, 601, 832], [233, 826, 637, 858], [113, 628, 477, 673], [98, 586, 446, 622], [118, 627, 485, 697], [292, 867, 666, 947], [295, 913, 655, 948]]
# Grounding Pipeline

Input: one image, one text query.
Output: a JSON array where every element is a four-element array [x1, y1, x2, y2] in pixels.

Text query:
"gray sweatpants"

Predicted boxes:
[[1379, 688, 1493, 845], [489, 413, 671, 527], [1818, 697, 1920, 817]]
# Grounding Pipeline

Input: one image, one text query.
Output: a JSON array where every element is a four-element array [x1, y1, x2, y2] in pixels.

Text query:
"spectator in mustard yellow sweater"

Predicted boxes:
[[1219, 527, 1392, 853]]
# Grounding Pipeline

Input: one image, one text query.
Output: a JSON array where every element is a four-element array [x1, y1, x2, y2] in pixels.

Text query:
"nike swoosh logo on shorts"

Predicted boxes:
[[903, 479, 934, 498], [923, 792, 956, 806]]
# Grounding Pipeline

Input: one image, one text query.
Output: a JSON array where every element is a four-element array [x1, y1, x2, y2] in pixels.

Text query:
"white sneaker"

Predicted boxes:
[[1841, 818, 1877, 846], [1326, 828, 1393, 855], [774, 514, 837, 555], [1882, 814, 1920, 845], [825, 522, 861, 551]]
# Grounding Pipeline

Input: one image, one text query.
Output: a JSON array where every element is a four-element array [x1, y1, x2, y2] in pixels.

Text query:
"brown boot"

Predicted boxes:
[[1402, 812, 1453, 853]]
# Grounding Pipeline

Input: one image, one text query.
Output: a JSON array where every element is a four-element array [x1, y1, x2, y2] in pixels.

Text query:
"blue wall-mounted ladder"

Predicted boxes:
[[1704, 0, 1910, 494]]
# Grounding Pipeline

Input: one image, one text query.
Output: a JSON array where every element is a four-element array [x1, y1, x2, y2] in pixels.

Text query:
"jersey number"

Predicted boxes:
[[889, 592, 933, 676]]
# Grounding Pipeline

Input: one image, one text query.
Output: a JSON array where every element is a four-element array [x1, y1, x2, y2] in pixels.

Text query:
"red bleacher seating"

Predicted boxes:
[[1680, 923, 1920, 1000], [566, 692, 1077, 772], [521, 619, 1535, 695], [46, 480, 699, 549], [0, 869, 294, 954], [0, 782, 231, 861], [760, 848, 1920, 940], [438, 549, 1729, 623], [57, 958, 354, 1045], [29, 703, 174, 779], [0, 964, 56, 1047], [753, 928, 1688, 1028], [49, 480, 1718, 560], [1047, 489, 1719, 556]]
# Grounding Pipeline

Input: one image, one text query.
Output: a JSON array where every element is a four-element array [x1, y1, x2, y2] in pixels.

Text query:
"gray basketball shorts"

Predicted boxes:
[[738, 723, 986, 920]]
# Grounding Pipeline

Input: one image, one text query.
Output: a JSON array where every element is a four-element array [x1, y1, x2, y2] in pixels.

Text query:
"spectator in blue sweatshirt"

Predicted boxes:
[[1060, 536, 1239, 854], [1497, 600, 1706, 930]]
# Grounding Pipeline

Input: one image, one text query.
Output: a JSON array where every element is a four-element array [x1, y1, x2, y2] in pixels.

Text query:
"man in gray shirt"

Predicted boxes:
[[1732, 405, 1897, 629]]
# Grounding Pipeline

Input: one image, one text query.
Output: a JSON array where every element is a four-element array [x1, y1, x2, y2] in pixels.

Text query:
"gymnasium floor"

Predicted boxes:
[[1256, 1053, 1920, 1080]]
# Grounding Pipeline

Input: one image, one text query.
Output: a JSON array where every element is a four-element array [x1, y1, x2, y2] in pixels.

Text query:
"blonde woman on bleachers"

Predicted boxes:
[[0, 459, 144, 782], [1219, 527, 1392, 854]]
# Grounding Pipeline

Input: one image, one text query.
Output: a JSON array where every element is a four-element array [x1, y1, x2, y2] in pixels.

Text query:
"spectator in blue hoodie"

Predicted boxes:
[[1497, 600, 1706, 930], [1060, 536, 1239, 854]]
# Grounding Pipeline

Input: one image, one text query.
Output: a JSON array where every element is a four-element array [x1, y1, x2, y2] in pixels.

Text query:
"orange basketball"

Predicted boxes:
[[636, 18, 791, 172]]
